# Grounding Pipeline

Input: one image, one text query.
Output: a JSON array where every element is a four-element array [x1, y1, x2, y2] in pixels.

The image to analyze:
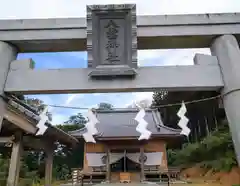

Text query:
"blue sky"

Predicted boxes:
[[2, 0, 239, 124]]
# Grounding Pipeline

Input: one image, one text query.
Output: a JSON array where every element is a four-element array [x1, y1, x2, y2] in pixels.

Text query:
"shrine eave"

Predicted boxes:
[[1, 95, 78, 147]]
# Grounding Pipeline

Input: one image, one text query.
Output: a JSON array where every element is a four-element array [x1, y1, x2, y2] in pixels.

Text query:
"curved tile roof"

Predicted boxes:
[[2, 94, 78, 146], [69, 109, 182, 139]]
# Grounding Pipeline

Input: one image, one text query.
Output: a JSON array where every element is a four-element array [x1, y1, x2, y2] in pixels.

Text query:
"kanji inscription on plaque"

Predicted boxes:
[[104, 20, 120, 64], [87, 4, 137, 77]]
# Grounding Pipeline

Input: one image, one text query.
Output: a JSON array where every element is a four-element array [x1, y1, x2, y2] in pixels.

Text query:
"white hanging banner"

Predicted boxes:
[[177, 102, 190, 136], [86, 153, 106, 166], [144, 152, 163, 166], [82, 109, 99, 143], [36, 106, 49, 135]]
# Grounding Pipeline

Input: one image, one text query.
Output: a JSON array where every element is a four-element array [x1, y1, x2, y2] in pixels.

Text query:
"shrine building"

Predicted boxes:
[[69, 109, 182, 183]]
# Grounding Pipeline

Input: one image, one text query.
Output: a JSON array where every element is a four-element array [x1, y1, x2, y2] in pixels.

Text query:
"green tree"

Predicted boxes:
[[0, 154, 9, 180], [53, 112, 86, 180], [55, 121, 85, 180], [151, 91, 223, 143], [24, 97, 52, 121], [167, 121, 237, 172], [57, 123, 84, 132], [64, 112, 87, 125]]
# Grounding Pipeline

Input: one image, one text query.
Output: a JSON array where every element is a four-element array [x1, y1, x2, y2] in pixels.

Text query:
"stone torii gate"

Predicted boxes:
[[0, 4, 240, 166]]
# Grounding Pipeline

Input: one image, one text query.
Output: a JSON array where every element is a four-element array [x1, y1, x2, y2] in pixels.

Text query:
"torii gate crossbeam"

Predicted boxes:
[[5, 58, 223, 94], [0, 13, 240, 52]]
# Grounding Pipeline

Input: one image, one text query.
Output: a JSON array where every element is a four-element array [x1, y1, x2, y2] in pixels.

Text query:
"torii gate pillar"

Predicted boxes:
[[211, 35, 240, 165], [7, 132, 23, 186], [0, 41, 17, 131]]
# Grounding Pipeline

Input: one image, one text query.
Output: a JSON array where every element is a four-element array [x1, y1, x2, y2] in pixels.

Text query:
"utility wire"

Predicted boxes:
[[46, 94, 222, 110]]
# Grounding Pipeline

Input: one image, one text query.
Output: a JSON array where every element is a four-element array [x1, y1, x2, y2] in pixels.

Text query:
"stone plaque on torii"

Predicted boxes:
[[87, 4, 137, 77], [0, 4, 240, 169]]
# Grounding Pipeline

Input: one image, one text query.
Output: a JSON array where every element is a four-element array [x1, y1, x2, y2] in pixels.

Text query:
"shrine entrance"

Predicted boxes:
[[111, 149, 141, 173], [109, 150, 143, 182], [110, 149, 141, 183], [105, 140, 145, 183]]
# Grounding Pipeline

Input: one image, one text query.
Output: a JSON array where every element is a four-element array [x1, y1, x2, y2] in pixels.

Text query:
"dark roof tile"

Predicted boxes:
[[69, 109, 181, 139]]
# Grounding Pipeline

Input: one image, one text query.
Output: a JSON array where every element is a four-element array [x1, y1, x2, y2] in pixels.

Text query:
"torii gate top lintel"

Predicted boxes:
[[0, 12, 240, 52]]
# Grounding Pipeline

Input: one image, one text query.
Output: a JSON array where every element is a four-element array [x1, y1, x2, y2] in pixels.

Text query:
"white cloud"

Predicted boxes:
[[161, 48, 211, 66], [65, 94, 84, 105], [133, 92, 153, 102], [0, 0, 239, 19], [138, 50, 168, 61], [65, 94, 77, 105], [125, 92, 153, 108], [51, 114, 69, 125], [138, 48, 211, 67], [91, 93, 101, 97]]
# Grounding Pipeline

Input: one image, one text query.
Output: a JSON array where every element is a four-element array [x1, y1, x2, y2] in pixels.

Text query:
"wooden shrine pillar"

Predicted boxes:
[[106, 147, 111, 183], [7, 132, 23, 186], [44, 143, 54, 186], [140, 146, 145, 182]]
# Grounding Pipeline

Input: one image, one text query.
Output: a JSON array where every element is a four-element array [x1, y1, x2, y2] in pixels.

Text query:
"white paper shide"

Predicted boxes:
[[177, 102, 190, 136], [83, 109, 99, 143], [36, 106, 49, 135], [135, 108, 152, 140]]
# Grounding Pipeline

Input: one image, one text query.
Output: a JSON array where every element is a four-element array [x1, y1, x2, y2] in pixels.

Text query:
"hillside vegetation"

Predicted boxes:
[[152, 91, 239, 173], [166, 119, 240, 186], [167, 120, 237, 172]]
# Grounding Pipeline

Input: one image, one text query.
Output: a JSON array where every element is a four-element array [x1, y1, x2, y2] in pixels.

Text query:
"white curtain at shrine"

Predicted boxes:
[[126, 153, 140, 164], [86, 152, 163, 166], [110, 153, 124, 164], [109, 153, 124, 164], [144, 152, 163, 166], [86, 153, 106, 166], [125, 152, 163, 165]]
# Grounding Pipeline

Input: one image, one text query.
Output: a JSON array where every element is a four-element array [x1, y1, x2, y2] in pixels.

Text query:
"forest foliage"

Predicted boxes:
[[167, 120, 237, 172], [152, 91, 237, 172]]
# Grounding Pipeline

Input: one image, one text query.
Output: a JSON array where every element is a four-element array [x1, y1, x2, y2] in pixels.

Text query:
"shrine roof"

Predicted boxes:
[[1, 94, 78, 147], [69, 109, 182, 139]]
